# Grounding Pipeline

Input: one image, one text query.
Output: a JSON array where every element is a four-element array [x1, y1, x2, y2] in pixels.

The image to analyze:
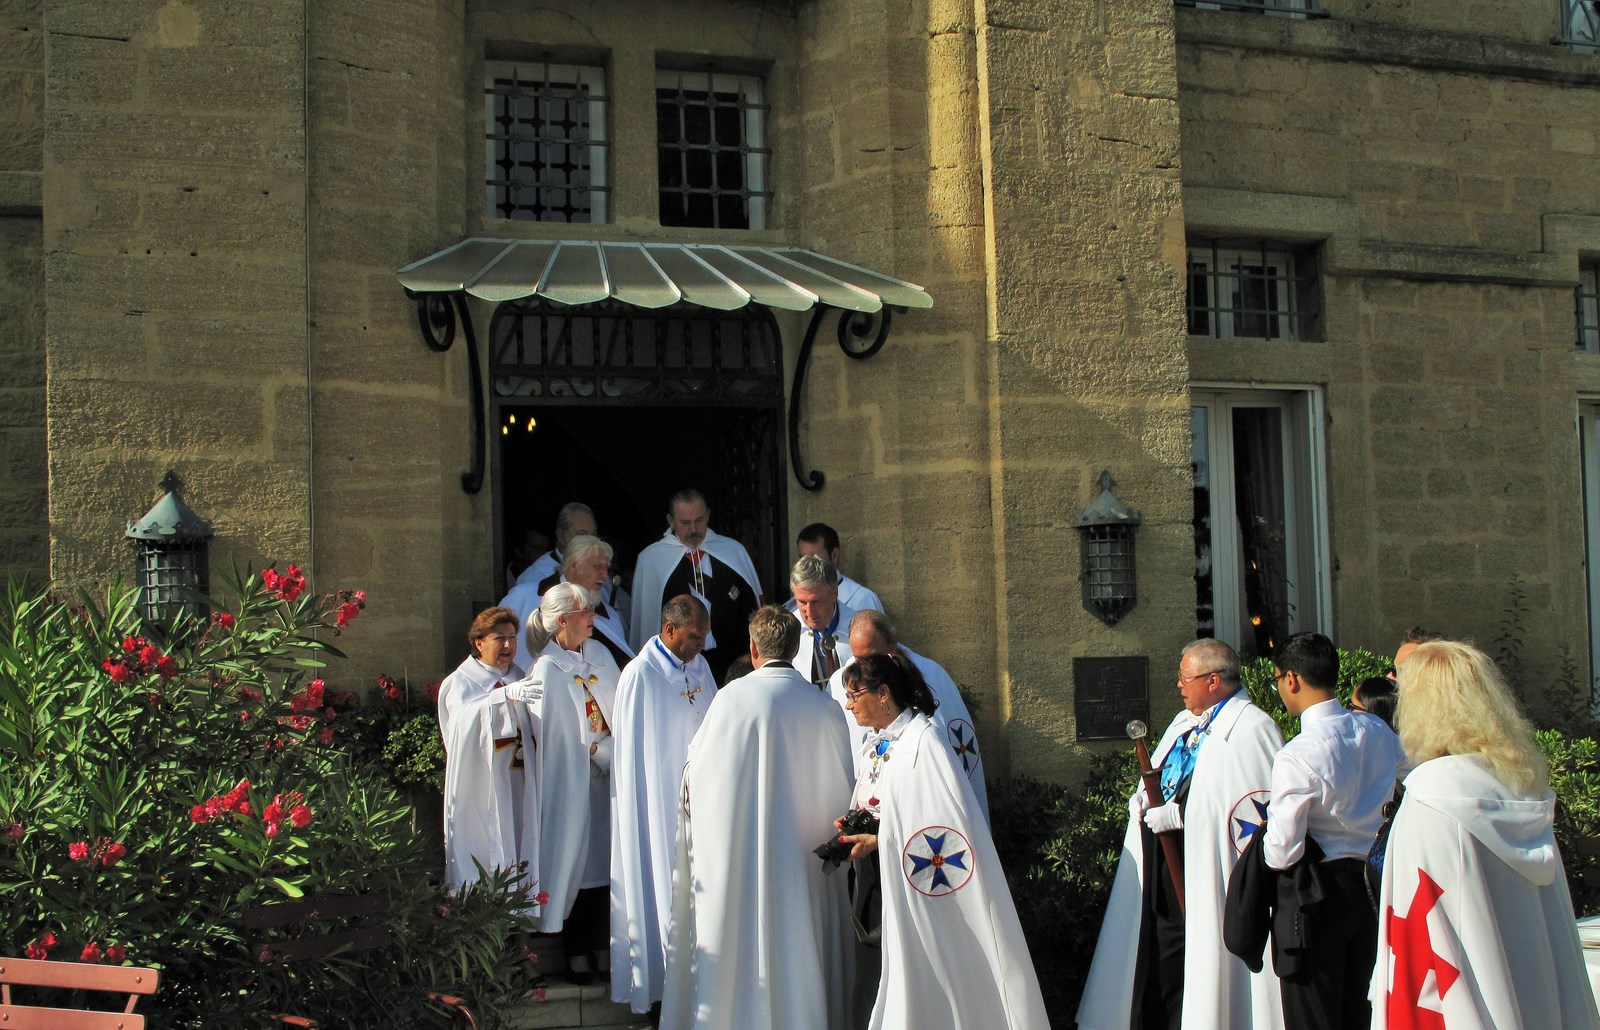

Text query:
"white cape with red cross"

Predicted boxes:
[[1371, 753, 1599, 1030]]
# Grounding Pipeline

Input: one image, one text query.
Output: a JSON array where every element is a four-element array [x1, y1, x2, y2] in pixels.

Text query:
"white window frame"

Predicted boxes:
[[654, 69, 768, 230], [484, 60, 609, 223], [1578, 263, 1600, 353], [1581, 401, 1600, 712], [1191, 386, 1332, 657]]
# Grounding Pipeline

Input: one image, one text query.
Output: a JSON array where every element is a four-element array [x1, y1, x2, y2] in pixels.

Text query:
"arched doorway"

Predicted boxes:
[[489, 299, 788, 605]]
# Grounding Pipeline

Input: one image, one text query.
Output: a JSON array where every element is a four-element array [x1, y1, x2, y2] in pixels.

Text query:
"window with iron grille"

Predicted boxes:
[[656, 68, 772, 230], [1176, 0, 1327, 17], [1560, 0, 1600, 51], [1579, 263, 1600, 352], [485, 59, 609, 222], [1187, 239, 1321, 341]]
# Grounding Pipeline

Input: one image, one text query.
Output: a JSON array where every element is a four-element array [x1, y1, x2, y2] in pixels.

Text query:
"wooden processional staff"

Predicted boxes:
[[1127, 719, 1185, 917]]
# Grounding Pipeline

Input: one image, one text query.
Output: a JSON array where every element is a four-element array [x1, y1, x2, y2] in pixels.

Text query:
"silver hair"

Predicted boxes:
[[562, 535, 613, 573], [526, 581, 590, 654], [1181, 638, 1241, 683], [790, 553, 839, 591], [849, 608, 897, 643]]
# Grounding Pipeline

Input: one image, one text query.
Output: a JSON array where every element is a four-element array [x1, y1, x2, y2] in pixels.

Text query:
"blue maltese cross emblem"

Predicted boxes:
[[947, 719, 981, 776], [902, 825, 974, 897], [1229, 790, 1272, 854]]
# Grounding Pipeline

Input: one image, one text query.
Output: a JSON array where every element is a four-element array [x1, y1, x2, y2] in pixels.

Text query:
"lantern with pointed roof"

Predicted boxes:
[[1075, 470, 1141, 627], [126, 471, 214, 629]]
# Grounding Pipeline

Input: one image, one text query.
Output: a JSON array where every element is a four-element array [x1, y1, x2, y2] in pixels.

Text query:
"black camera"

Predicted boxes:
[[814, 808, 880, 871]]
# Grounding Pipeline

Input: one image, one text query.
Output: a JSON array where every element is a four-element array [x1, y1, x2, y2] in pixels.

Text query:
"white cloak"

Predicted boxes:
[[528, 637, 620, 933], [659, 661, 856, 1030], [828, 646, 989, 824], [515, 548, 561, 588], [437, 655, 524, 743], [496, 579, 546, 676], [628, 528, 763, 653], [609, 637, 719, 1013], [1371, 754, 1600, 1030], [785, 573, 884, 615], [793, 602, 856, 688], [867, 714, 1047, 1029], [1077, 697, 1284, 1030], [441, 688, 541, 905]]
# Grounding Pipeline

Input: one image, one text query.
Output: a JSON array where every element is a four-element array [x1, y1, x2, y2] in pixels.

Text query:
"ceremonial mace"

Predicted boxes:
[[1127, 719, 1185, 917]]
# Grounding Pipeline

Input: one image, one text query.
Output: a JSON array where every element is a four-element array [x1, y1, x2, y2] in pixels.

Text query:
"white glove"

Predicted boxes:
[[1128, 790, 1151, 820], [589, 736, 613, 775], [1144, 801, 1183, 835], [502, 680, 542, 704]]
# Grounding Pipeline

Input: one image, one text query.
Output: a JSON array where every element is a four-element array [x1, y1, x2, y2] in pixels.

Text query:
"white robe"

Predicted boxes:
[[792, 602, 855, 688], [515, 548, 561, 588], [628, 528, 763, 652], [441, 688, 541, 905], [528, 638, 620, 932], [659, 661, 856, 1030], [1371, 754, 1600, 1030], [865, 714, 1047, 1029], [828, 646, 989, 824], [437, 655, 524, 744], [1077, 697, 1285, 1030], [497, 579, 546, 676], [609, 637, 719, 1013]]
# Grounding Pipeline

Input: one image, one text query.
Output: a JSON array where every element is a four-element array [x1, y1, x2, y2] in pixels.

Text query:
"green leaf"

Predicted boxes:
[[269, 876, 305, 899]]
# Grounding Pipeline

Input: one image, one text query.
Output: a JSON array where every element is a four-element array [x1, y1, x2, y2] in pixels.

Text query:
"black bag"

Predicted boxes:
[[1364, 783, 1405, 909]]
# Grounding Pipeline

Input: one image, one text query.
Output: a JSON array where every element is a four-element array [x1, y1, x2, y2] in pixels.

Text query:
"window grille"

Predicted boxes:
[[1177, 0, 1328, 16], [656, 69, 772, 230], [485, 59, 609, 222], [1579, 263, 1600, 352], [1186, 239, 1320, 341], [1559, 0, 1600, 50]]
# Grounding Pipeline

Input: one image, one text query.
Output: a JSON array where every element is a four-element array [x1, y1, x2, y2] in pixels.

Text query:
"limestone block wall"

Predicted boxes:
[[42, 0, 312, 594], [0, 0, 45, 583], [1176, 10, 1600, 717]]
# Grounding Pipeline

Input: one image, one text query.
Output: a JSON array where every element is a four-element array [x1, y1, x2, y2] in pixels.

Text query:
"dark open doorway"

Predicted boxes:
[[489, 300, 788, 607]]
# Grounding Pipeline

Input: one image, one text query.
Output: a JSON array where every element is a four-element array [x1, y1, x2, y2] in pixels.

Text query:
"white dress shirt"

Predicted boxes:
[[1263, 697, 1404, 868]]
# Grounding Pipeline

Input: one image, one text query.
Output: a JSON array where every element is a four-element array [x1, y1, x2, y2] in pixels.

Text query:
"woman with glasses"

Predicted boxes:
[[526, 581, 622, 985], [1372, 640, 1598, 1028], [834, 653, 1047, 1029], [440, 606, 540, 897]]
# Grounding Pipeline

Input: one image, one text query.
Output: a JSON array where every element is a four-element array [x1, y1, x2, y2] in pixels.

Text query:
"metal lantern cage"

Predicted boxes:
[[1075, 470, 1141, 627], [126, 471, 214, 629]]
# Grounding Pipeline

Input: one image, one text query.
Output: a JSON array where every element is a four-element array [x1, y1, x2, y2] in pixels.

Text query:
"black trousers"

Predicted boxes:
[[1278, 859, 1376, 1030], [1134, 826, 1187, 1030], [561, 885, 609, 962]]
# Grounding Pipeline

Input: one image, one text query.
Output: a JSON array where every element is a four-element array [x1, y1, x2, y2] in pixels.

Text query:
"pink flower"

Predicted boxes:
[[137, 645, 161, 668], [121, 636, 139, 654], [317, 727, 335, 745], [290, 805, 313, 829], [103, 661, 132, 684], [263, 802, 284, 823], [100, 841, 126, 867], [426, 681, 442, 704], [105, 942, 127, 963], [190, 804, 209, 824], [155, 655, 177, 679], [24, 931, 55, 960], [535, 891, 550, 906], [68, 840, 89, 861], [353, 589, 366, 606], [335, 602, 360, 629], [215, 611, 235, 630], [306, 679, 325, 707], [80, 941, 102, 963], [4, 822, 24, 843], [264, 821, 280, 839]]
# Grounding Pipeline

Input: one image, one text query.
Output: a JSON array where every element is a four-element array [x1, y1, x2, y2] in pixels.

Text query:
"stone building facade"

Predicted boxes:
[[4, 0, 1599, 781]]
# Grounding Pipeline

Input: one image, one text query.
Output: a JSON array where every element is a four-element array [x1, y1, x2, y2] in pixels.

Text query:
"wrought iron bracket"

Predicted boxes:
[[409, 290, 486, 494], [787, 305, 897, 492]]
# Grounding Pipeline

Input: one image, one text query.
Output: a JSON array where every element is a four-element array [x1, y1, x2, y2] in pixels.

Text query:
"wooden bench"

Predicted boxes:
[[246, 892, 479, 1029], [0, 955, 160, 1029]]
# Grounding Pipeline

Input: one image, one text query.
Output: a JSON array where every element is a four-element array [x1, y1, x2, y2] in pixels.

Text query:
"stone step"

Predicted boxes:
[[502, 976, 648, 1030]]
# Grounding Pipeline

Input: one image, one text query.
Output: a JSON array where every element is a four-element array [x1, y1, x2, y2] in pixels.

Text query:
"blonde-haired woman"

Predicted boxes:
[[526, 581, 620, 985], [1372, 640, 1598, 1029]]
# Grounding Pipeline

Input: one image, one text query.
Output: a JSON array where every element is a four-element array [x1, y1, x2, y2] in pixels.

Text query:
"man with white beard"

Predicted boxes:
[[501, 536, 632, 673]]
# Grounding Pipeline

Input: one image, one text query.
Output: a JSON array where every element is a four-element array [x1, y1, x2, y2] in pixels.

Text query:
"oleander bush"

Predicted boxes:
[[0, 570, 535, 1028]]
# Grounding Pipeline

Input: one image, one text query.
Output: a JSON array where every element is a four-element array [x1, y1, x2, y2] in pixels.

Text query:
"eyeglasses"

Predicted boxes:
[[843, 684, 879, 701], [1178, 668, 1223, 685]]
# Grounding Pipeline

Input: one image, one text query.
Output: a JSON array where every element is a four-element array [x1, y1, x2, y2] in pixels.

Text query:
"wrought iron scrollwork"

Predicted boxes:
[[787, 306, 897, 493], [410, 290, 486, 494]]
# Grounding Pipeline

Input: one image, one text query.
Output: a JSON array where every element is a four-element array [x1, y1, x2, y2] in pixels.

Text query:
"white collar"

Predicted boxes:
[[865, 707, 916, 752], [1300, 697, 1343, 727]]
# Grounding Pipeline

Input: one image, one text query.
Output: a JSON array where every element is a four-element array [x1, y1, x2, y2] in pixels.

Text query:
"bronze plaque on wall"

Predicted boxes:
[[1074, 656, 1149, 741]]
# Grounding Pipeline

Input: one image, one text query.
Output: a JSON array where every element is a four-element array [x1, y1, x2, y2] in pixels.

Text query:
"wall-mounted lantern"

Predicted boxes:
[[126, 470, 213, 629], [1075, 470, 1141, 627]]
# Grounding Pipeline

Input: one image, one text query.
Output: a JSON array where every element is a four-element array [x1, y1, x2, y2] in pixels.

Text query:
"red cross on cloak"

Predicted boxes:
[[1385, 869, 1461, 1030]]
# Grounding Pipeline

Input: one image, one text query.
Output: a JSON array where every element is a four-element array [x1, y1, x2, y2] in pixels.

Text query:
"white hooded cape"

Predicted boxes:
[[1076, 696, 1284, 1030], [828, 646, 989, 824], [529, 637, 620, 932], [441, 688, 541, 905], [867, 714, 1047, 1029], [437, 655, 523, 743], [659, 661, 856, 1030], [793, 602, 856, 687], [1371, 754, 1600, 1030], [609, 637, 719, 1013], [628, 528, 763, 652]]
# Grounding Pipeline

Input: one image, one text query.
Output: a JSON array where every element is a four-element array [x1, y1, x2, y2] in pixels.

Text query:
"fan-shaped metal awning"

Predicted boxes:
[[395, 239, 933, 313]]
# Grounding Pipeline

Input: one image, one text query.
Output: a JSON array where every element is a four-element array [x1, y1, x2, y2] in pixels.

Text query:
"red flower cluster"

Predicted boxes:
[[24, 931, 55, 960], [67, 837, 127, 867], [102, 635, 178, 685], [212, 611, 236, 630], [378, 674, 403, 704], [3, 822, 24, 844], [75, 939, 127, 964], [191, 778, 254, 823], [262, 563, 307, 602], [262, 791, 313, 838], [333, 588, 367, 631]]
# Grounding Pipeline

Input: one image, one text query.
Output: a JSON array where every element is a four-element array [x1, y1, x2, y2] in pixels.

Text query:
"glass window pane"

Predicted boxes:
[[1231, 406, 1289, 659]]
